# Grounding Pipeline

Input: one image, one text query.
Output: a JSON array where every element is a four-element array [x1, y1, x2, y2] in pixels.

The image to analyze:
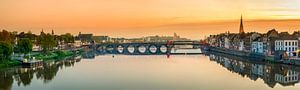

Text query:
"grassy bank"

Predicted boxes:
[[0, 49, 84, 69], [33, 50, 83, 61]]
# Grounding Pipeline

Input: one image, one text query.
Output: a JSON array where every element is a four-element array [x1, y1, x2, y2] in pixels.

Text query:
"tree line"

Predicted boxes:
[[0, 30, 75, 62]]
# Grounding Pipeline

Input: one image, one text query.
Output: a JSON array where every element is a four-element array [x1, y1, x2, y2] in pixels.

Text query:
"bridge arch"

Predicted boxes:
[[127, 45, 135, 54], [117, 45, 124, 54], [106, 45, 114, 54], [96, 45, 106, 54], [159, 45, 167, 53], [149, 45, 158, 54], [138, 45, 147, 54]]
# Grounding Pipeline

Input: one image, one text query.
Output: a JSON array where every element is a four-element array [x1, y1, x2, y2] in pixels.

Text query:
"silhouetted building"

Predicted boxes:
[[77, 32, 93, 45], [239, 15, 245, 34]]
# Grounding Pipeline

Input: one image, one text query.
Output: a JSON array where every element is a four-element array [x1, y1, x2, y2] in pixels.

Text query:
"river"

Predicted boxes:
[[1, 52, 300, 90]]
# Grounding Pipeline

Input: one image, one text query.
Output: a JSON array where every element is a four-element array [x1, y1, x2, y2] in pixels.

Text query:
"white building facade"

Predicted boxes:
[[275, 70, 299, 84], [224, 37, 230, 49], [275, 40, 298, 56], [238, 41, 244, 51]]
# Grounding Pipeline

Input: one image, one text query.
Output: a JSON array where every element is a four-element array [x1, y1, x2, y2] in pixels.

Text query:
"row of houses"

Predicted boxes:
[[206, 16, 300, 59], [207, 29, 300, 58]]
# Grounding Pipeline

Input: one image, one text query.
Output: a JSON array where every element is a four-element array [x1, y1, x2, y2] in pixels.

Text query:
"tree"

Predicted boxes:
[[17, 38, 33, 57], [60, 33, 74, 43], [39, 34, 57, 54], [0, 30, 13, 44], [0, 41, 13, 62]]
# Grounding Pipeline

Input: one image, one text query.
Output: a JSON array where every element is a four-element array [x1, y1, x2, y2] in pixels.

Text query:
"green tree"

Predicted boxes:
[[60, 33, 74, 43], [17, 38, 33, 57], [0, 41, 13, 62], [39, 34, 57, 54]]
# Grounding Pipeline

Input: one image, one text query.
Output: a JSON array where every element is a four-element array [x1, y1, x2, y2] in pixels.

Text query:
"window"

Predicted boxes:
[[289, 42, 291, 46], [286, 42, 288, 46]]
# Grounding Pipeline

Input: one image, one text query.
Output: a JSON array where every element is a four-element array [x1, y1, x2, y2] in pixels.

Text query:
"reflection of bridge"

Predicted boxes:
[[90, 41, 205, 55]]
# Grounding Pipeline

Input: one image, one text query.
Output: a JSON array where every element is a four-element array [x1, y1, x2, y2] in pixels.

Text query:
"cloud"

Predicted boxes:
[[252, 8, 300, 12]]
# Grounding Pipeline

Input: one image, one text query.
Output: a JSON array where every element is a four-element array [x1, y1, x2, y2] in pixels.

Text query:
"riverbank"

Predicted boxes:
[[207, 46, 300, 66], [0, 49, 84, 69], [208, 46, 266, 61]]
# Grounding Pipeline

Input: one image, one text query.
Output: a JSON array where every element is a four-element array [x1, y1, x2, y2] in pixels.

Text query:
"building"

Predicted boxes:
[[251, 34, 264, 54], [124, 38, 145, 43], [32, 44, 42, 52], [239, 41, 244, 51], [144, 35, 173, 42], [93, 36, 110, 43], [208, 35, 218, 47], [106, 37, 126, 43], [275, 39, 298, 57], [74, 40, 82, 48], [239, 15, 245, 34], [238, 15, 246, 51], [77, 32, 93, 45], [224, 37, 230, 49], [266, 29, 280, 55], [252, 41, 264, 54]]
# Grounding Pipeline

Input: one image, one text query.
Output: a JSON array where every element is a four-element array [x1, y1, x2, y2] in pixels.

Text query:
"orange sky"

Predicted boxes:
[[1, 0, 300, 39]]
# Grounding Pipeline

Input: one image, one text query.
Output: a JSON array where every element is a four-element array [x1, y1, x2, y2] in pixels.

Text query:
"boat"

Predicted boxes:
[[21, 57, 43, 68]]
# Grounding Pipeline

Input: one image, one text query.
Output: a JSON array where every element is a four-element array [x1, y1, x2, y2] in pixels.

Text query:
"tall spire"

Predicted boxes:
[[239, 15, 244, 34], [52, 29, 54, 35], [40, 28, 44, 35]]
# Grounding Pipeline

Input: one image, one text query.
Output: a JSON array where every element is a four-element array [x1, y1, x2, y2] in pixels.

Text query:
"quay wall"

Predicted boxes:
[[208, 46, 266, 61]]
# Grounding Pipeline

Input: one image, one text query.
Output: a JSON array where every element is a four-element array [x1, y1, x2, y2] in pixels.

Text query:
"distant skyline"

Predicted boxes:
[[1, 0, 300, 39]]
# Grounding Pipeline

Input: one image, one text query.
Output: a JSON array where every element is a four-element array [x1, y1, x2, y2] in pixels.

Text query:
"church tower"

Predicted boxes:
[[239, 15, 244, 34], [52, 29, 54, 35]]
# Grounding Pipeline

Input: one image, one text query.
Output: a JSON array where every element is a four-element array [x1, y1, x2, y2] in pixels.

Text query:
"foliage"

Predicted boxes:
[[18, 31, 37, 43], [39, 34, 57, 54], [60, 33, 74, 43], [17, 38, 33, 56], [55, 51, 66, 57], [0, 41, 13, 62], [0, 30, 13, 44]]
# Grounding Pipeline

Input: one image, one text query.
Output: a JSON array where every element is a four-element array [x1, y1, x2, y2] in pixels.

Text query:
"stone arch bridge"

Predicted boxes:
[[84, 41, 205, 55]]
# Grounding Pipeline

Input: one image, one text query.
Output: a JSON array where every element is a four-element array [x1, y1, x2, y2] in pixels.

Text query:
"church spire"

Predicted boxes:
[[52, 29, 54, 35], [239, 15, 244, 34]]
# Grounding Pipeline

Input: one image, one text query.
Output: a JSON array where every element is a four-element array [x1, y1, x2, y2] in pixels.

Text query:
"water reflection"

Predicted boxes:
[[2, 50, 300, 90], [0, 56, 81, 90], [208, 53, 300, 88]]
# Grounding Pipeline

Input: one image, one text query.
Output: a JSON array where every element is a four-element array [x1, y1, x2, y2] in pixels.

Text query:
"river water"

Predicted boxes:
[[1, 52, 300, 90]]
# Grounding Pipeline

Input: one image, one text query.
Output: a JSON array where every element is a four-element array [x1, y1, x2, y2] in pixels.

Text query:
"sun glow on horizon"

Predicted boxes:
[[1, 0, 300, 39]]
